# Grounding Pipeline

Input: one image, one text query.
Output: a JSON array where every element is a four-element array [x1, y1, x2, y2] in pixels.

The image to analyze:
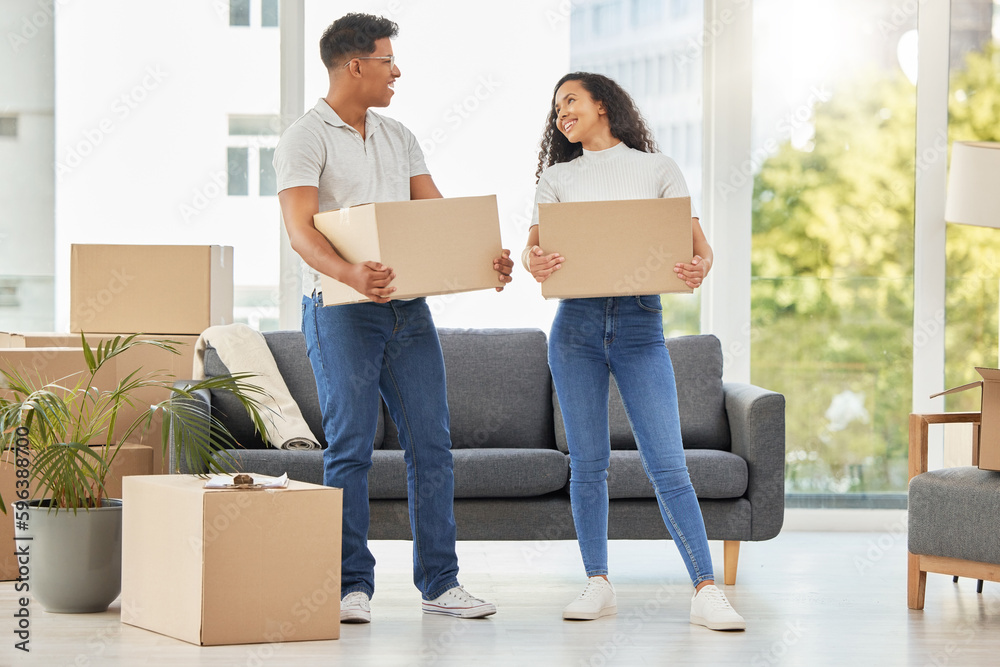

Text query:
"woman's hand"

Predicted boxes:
[[525, 245, 564, 283], [493, 249, 514, 292], [674, 255, 710, 289]]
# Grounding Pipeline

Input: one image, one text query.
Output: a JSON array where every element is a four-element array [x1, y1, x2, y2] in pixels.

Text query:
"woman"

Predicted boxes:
[[524, 72, 745, 631]]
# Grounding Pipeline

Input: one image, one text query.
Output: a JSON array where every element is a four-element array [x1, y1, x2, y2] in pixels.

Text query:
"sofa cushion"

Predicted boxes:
[[554, 334, 731, 453], [204, 331, 384, 450], [369, 448, 569, 499], [605, 449, 748, 499], [382, 328, 556, 450]]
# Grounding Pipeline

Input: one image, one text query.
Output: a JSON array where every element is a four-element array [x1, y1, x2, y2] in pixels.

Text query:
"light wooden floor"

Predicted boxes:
[[3, 531, 999, 666]]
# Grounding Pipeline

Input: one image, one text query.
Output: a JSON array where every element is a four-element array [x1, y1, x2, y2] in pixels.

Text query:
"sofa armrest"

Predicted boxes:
[[724, 382, 785, 541], [168, 381, 212, 475]]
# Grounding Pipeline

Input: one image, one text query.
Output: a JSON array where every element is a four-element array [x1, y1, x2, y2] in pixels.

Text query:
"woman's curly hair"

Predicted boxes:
[[535, 72, 657, 182]]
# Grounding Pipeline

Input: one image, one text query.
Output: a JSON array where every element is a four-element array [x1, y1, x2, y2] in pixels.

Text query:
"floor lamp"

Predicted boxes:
[[943, 140, 1000, 595], [945, 141, 1000, 357]]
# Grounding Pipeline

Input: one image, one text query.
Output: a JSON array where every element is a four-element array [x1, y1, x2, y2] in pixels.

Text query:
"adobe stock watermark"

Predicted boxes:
[[237, 567, 340, 667], [675, 0, 751, 66], [854, 515, 907, 575], [71, 267, 136, 330], [921, 588, 1000, 667], [544, 0, 580, 29], [186, 492, 254, 554], [577, 583, 679, 667], [751, 620, 806, 666], [418, 75, 502, 158], [56, 65, 169, 183], [7, 0, 73, 54], [716, 84, 832, 202], [59, 618, 122, 666], [12, 425, 32, 654], [613, 245, 678, 294], [178, 170, 227, 224], [411, 617, 470, 667], [878, 0, 926, 37]]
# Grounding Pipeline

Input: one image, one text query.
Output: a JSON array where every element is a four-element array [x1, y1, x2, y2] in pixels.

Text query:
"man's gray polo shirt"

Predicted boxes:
[[273, 98, 429, 295]]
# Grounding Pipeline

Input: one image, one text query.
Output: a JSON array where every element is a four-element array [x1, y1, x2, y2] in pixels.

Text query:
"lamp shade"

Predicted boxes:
[[945, 141, 1000, 227]]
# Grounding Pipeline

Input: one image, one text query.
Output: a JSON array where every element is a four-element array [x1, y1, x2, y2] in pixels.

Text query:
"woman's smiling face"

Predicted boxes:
[[554, 79, 608, 145]]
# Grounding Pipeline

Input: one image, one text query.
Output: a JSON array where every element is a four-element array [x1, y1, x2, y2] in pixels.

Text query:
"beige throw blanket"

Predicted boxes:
[[193, 324, 321, 450]]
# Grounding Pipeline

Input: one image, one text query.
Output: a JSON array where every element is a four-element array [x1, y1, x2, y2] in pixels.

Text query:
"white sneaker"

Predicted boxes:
[[690, 584, 746, 631], [340, 591, 371, 623], [422, 586, 496, 618], [563, 577, 617, 620]]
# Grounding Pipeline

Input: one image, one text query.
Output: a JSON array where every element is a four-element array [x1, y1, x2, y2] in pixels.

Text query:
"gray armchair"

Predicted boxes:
[[907, 413, 1000, 608]]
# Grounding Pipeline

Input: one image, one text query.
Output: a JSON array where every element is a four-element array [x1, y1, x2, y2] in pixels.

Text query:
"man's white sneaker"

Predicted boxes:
[[422, 586, 496, 618], [563, 577, 617, 620], [340, 591, 371, 623], [690, 584, 746, 631]]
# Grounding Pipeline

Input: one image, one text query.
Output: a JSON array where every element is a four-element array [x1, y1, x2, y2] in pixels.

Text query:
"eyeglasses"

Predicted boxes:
[[343, 55, 396, 70]]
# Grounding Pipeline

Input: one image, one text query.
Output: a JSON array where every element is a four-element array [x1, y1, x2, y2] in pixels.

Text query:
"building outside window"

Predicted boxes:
[[0, 116, 17, 138], [227, 115, 279, 198]]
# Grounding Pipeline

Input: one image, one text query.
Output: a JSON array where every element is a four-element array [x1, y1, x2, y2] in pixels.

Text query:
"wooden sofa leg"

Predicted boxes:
[[908, 552, 926, 610], [723, 541, 740, 585]]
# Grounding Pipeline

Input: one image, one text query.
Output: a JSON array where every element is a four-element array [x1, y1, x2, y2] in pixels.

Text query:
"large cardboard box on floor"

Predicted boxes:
[[70, 244, 233, 334], [537, 197, 693, 299], [931, 368, 1000, 471], [122, 475, 342, 646], [313, 195, 503, 305], [1, 336, 200, 474], [0, 444, 153, 580]]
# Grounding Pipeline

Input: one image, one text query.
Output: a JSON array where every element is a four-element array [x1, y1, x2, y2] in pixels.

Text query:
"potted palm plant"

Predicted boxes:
[[0, 333, 270, 613]]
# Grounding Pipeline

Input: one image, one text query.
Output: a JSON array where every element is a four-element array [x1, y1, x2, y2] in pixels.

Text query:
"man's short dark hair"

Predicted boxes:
[[320, 13, 399, 69]]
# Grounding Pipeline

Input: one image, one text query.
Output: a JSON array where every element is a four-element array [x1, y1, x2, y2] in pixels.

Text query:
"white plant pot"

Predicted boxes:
[[15, 499, 123, 613]]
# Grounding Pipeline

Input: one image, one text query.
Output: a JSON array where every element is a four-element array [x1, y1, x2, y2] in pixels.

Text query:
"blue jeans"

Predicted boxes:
[[301, 293, 460, 601], [548, 294, 715, 588]]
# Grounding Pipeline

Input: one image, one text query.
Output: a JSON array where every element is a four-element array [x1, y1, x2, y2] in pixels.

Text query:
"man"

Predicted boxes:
[[274, 13, 512, 623]]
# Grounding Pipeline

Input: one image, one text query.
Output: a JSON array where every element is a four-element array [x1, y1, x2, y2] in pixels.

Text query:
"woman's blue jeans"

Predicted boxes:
[[301, 293, 460, 601], [548, 294, 715, 588]]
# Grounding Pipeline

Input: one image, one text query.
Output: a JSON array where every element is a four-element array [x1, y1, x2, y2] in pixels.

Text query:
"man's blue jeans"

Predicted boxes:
[[301, 293, 460, 601], [548, 294, 715, 588]]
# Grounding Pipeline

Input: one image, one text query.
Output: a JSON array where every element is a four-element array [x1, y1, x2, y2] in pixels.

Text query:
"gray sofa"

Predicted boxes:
[[175, 328, 785, 584]]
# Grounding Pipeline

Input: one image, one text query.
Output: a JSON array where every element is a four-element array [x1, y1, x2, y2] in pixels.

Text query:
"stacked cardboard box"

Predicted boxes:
[[0, 333, 25, 348], [2, 337, 199, 474], [70, 244, 233, 334], [2, 244, 235, 473]]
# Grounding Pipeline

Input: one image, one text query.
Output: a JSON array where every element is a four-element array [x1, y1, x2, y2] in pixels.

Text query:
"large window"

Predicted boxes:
[[751, 0, 918, 500], [944, 1, 1000, 412], [46, 1, 282, 331]]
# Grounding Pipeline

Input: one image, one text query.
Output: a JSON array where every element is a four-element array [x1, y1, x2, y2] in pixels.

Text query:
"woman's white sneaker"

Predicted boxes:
[[690, 584, 746, 631], [422, 586, 496, 618], [340, 591, 371, 623], [563, 577, 617, 620]]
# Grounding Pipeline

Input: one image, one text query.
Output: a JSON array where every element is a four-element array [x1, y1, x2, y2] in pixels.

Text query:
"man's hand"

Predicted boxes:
[[674, 255, 711, 289], [493, 249, 514, 292], [526, 245, 563, 283], [346, 262, 396, 303]]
